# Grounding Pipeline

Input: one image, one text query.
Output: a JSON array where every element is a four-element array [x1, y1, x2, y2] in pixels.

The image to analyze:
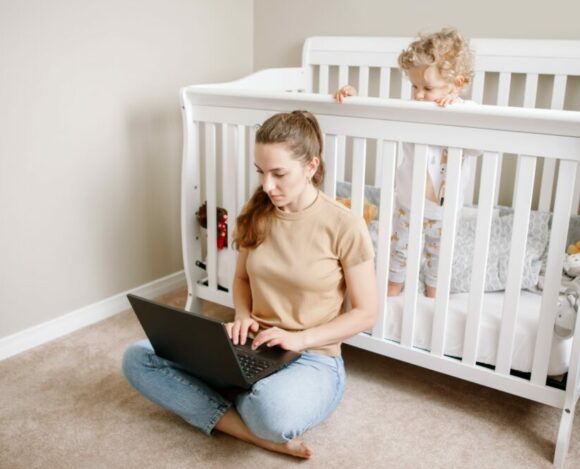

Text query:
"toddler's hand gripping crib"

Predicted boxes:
[[180, 37, 580, 466]]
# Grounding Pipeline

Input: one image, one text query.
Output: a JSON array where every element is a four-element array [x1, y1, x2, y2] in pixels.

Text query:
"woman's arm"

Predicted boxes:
[[225, 249, 259, 345], [251, 259, 378, 352]]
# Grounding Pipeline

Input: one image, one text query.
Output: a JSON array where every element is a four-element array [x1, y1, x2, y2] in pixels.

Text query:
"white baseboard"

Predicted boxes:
[[0, 271, 186, 361]]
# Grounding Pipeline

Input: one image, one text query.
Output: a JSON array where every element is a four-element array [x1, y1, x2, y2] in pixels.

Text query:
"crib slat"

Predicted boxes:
[[338, 66, 348, 88], [464, 158, 477, 206], [323, 134, 338, 197], [494, 158, 503, 206], [532, 160, 578, 383], [551, 75, 567, 110], [374, 140, 383, 187], [471, 71, 485, 104], [539, 158, 556, 211], [400, 77, 411, 100], [497, 72, 511, 106], [495, 155, 536, 375], [539, 75, 567, 214], [358, 66, 370, 97], [401, 144, 428, 347], [379, 67, 390, 98], [221, 124, 228, 198], [205, 123, 218, 290], [573, 164, 580, 216], [248, 126, 257, 198], [351, 138, 367, 216], [235, 125, 246, 216], [337, 136, 346, 181], [373, 141, 397, 339], [319, 65, 329, 94], [223, 124, 236, 232], [431, 148, 463, 356], [523, 73, 539, 108], [463, 152, 500, 365], [305, 65, 314, 94], [221, 124, 237, 290]]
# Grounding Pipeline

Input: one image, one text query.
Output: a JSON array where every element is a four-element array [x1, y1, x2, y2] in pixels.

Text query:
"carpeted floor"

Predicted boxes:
[[1, 287, 579, 468]]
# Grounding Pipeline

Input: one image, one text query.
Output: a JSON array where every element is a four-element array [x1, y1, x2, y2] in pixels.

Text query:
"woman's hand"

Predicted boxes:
[[251, 327, 306, 353], [334, 85, 357, 103], [225, 317, 260, 346]]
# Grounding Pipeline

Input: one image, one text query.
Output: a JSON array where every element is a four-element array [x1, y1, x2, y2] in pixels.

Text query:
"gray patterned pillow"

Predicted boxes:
[[335, 181, 553, 293], [450, 211, 551, 293]]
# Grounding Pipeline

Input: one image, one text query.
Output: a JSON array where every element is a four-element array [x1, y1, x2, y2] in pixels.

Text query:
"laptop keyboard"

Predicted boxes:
[[236, 351, 272, 379]]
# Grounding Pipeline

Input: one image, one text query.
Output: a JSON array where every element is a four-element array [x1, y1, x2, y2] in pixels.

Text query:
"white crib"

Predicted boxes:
[[180, 37, 580, 466]]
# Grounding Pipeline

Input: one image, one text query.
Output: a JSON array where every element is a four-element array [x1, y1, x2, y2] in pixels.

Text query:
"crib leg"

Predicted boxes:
[[185, 290, 201, 313], [554, 403, 576, 468]]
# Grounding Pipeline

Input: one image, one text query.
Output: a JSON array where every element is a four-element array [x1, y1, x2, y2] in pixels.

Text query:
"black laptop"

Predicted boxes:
[[127, 294, 300, 389]]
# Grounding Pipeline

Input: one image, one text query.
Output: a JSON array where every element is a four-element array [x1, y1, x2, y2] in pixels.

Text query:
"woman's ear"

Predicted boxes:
[[454, 75, 466, 89], [308, 156, 320, 174]]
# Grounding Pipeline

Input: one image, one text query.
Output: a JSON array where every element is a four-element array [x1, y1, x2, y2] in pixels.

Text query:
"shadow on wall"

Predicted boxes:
[[119, 104, 183, 283]]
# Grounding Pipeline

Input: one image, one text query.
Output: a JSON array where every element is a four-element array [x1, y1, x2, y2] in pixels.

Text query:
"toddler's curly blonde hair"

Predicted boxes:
[[398, 28, 474, 85]]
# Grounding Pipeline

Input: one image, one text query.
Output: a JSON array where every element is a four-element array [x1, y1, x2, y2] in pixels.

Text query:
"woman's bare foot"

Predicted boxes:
[[388, 281, 403, 296], [262, 437, 313, 459], [425, 285, 437, 298], [214, 408, 313, 459]]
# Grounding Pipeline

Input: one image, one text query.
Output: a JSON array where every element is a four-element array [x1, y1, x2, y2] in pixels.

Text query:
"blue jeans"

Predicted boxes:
[[122, 340, 346, 443]]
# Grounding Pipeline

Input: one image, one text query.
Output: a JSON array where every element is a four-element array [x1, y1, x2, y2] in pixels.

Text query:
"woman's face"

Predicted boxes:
[[254, 143, 318, 212]]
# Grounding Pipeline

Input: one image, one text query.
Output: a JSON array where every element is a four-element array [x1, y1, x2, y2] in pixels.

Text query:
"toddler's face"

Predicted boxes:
[[407, 65, 457, 102]]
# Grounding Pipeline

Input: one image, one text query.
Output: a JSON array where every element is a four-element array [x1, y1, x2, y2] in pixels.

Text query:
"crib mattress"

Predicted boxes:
[[385, 291, 571, 376]]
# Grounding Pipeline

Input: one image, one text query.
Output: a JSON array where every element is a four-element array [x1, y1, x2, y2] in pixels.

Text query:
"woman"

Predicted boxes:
[[123, 111, 377, 459]]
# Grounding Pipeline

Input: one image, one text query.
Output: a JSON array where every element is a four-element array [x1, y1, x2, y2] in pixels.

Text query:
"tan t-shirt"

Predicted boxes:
[[245, 191, 375, 356]]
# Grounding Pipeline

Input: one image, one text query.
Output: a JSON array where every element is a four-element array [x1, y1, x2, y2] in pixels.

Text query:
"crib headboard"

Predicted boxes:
[[303, 36, 580, 110], [303, 36, 580, 213]]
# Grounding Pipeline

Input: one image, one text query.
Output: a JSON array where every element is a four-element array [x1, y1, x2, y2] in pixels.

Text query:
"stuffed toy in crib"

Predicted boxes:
[[195, 202, 235, 290], [336, 197, 378, 225], [196, 201, 228, 249], [554, 277, 580, 339], [565, 241, 580, 278]]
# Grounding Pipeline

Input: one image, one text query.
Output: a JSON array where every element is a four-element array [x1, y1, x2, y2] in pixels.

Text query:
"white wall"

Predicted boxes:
[[0, 0, 253, 339], [254, 0, 580, 69]]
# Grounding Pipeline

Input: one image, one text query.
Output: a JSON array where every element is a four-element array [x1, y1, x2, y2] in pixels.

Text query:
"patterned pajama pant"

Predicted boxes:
[[389, 204, 443, 288]]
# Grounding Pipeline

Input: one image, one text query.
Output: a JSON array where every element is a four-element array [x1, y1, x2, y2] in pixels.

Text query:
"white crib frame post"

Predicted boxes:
[[554, 308, 580, 467], [180, 97, 202, 312]]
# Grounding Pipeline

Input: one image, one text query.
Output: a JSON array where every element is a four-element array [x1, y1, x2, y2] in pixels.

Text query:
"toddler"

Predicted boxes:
[[335, 28, 479, 298]]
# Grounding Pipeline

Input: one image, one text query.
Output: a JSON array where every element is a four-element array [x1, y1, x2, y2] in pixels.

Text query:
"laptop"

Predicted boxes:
[[127, 294, 301, 389]]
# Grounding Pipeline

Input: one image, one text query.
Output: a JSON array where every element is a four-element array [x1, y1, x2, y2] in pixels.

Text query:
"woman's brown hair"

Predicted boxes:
[[233, 110, 325, 249]]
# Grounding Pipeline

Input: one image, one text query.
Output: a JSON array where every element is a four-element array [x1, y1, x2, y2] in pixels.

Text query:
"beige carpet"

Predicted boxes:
[[1, 287, 579, 469]]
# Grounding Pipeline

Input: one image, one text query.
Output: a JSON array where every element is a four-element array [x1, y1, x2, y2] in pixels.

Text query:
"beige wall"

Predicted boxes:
[[254, 0, 580, 69], [0, 0, 253, 339]]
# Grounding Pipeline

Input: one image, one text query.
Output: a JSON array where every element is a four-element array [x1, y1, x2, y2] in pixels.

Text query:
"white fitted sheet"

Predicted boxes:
[[385, 291, 572, 376]]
